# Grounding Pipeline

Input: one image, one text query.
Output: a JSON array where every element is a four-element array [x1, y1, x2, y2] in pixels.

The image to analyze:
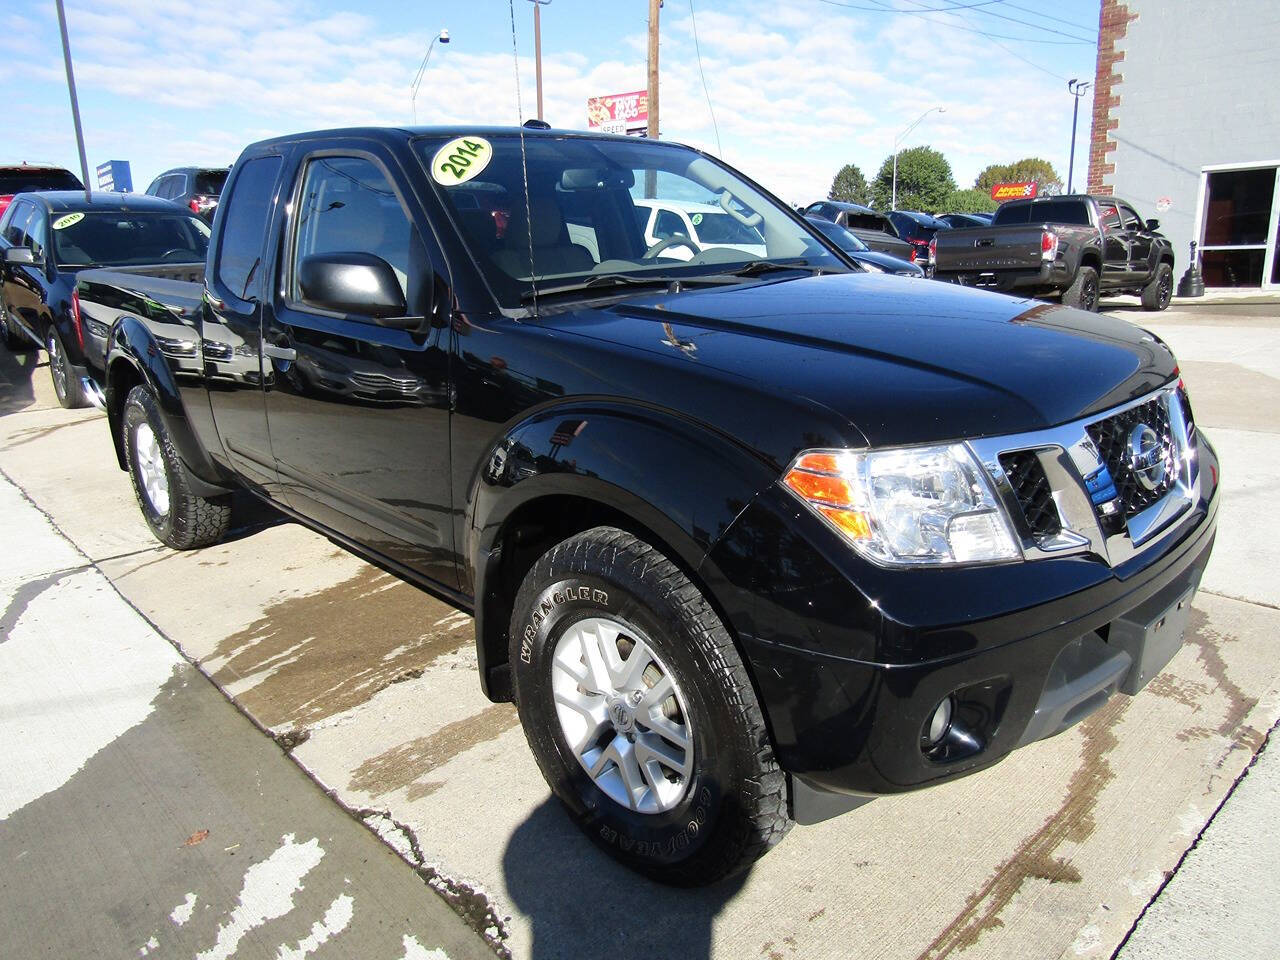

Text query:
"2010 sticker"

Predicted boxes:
[[430, 137, 493, 186], [52, 212, 85, 230]]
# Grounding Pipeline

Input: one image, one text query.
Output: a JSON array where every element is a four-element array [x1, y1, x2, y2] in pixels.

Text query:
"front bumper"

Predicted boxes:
[[704, 428, 1220, 812]]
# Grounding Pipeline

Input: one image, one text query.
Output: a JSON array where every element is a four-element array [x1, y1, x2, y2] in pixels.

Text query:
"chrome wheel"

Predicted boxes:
[[48, 333, 67, 399], [551, 616, 694, 814], [133, 422, 171, 516]]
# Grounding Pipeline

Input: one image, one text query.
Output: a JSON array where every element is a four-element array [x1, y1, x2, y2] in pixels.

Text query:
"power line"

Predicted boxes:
[[687, 0, 722, 156], [1000, 1, 1099, 34], [904, 0, 1097, 43], [815, 0, 1093, 44]]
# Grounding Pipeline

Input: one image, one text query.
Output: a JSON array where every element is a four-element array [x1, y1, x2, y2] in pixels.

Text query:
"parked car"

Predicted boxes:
[[0, 191, 208, 404], [633, 198, 766, 261], [82, 126, 1217, 886], [887, 210, 952, 264], [145, 166, 230, 222], [939, 212, 993, 228], [0, 164, 84, 219], [931, 195, 1175, 311], [805, 216, 923, 276], [802, 200, 916, 261]]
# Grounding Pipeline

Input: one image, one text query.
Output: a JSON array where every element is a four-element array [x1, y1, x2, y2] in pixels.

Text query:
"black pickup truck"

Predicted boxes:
[[77, 126, 1218, 886], [931, 195, 1175, 312]]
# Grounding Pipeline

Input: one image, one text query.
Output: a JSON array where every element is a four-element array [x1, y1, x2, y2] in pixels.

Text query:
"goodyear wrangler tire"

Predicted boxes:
[[122, 384, 231, 550], [509, 526, 791, 885]]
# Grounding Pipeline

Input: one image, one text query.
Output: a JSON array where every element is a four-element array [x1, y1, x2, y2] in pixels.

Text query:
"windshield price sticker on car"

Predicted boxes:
[[691, 213, 703, 225], [52, 212, 85, 230], [431, 137, 493, 186]]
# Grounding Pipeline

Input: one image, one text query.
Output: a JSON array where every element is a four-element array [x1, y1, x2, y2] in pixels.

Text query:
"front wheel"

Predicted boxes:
[[1141, 262, 1174, 311], [122, 384, 231, 549], [510, 526, 790, 886], [1062, 265, 1100, 312], [47, 328, 87, 408]]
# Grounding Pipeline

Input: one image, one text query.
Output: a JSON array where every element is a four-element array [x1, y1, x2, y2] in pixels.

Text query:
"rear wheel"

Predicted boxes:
[[509, 526, 790, 886], [1, 308, 30, 351], [47, 328, 86, 408], [1062, 265, 1100, 312], [122, 384, 231, 549], [1141, 262, 1174, 311]]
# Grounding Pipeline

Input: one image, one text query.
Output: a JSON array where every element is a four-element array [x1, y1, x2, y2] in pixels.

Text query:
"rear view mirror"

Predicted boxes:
[[3, 246, 39, 266], [1145, 218, 1160, 231], [297, 252, 416, 327]]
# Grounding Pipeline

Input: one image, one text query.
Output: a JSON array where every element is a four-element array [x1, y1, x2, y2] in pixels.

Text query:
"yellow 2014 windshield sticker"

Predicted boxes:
[[52, 212, 85, 230], [431, 137, 493, 186]]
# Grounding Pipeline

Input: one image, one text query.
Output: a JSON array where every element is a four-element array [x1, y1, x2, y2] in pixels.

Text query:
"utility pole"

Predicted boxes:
[[529, 0, 551, 122], [54, 0, 91, 202], [645, 0, 660, 196], [1067, 78, 1091, 194]]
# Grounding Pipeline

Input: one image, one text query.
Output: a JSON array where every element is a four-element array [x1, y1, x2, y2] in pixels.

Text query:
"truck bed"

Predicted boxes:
[[75, 263, 206, 375], [932, 224, 1053, 274]]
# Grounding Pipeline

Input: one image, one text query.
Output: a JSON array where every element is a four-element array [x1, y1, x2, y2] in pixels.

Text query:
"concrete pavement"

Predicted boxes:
[[2, 299, 1278, 959]]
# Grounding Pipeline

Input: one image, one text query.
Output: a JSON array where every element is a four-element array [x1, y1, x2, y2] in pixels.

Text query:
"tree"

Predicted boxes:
[[942, 187, 997, 214], [870, 145, 956, 213], [828, 163, 870, 205], [974, 158, 1064, 197]]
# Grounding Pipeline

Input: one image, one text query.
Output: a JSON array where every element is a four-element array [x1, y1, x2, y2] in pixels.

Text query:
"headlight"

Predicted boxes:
[[858, 260, 886, 273], [782, 444, 1020, 566]]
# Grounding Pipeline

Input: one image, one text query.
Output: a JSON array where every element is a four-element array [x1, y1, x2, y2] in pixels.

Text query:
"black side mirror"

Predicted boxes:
[[3, 246, 39, 266], [1146, 218, 1160, 231], [297, 252, 415, 327]]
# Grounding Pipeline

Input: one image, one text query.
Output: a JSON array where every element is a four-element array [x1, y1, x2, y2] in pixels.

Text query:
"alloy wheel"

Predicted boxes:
[[551, 616, 694, 814], [133, 422, 171, 516], [48, 333, 67, 399]]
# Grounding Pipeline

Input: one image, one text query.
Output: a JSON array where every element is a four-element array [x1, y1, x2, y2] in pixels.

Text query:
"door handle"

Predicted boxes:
[[263, 343, 296, 362]]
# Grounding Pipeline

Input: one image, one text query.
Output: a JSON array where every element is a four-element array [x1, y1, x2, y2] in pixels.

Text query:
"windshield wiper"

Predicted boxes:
[[725, 259, 829, 278], [520, 273, 686, 303]]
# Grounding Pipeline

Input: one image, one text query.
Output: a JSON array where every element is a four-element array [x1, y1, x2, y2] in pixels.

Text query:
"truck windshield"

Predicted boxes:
[[415, 134, 840, 306], [51, 211, 210, 267]]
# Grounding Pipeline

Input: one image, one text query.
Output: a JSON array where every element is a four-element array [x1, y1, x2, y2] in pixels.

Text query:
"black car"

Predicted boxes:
[[82, 126, 1216, 885], [0, 164, 84, 221], [887, 210, 952, 263], [145, 166, 230, 222], [939, 212, 993, 228], [0, 191, 209, 405], [803, 200, 916, 262], [805, 216, 924, 276]]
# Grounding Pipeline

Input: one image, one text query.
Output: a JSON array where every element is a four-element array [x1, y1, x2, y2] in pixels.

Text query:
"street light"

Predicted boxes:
[[892, 105, 945, 211], [410, 29, 450, 124], [527, 0, 552, 122], [1066, 78, 1092, 194]]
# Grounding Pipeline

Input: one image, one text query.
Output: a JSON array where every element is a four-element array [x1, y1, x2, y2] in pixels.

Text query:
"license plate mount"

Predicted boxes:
[[1111, 587, 1196, 695]]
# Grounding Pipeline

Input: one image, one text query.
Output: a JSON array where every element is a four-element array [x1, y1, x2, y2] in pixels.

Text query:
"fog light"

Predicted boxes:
[[927, 697, 954, 746]]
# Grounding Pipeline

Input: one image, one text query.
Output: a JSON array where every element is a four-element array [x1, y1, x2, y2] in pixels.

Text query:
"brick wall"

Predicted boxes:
[[1087, 0, 1138, 195]]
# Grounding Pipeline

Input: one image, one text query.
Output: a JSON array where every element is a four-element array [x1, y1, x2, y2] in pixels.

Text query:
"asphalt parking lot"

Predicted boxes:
[[2, 299, 1278, 959]]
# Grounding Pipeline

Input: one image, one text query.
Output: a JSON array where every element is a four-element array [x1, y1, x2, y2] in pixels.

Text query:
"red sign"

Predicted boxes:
[[991, 181, 1039, 201], [586, 91, 648, 134]]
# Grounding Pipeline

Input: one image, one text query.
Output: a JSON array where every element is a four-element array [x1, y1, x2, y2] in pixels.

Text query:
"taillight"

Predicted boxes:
[[0, 195, 12, 217], [70, 288, 85, 351], [1041, 230, 1059, 261], [189, 195, 217, 216], [928, 237, 937, 261], [908, 246, 918, 262]]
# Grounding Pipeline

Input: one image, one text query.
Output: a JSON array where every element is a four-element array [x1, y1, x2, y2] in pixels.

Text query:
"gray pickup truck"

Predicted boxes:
[[930, 195, 1174, 312]]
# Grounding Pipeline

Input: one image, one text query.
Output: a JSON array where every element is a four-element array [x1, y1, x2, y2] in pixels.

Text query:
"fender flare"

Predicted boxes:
[[104, 315, 231, 496]]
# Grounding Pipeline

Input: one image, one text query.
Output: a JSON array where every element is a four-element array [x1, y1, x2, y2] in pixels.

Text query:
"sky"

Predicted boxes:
[[3, 0, 1102, 206]]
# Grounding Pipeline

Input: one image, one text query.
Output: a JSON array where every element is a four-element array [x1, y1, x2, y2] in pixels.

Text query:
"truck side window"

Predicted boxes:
[[216, 155, 282, 301], [1099, 204, 1122, 232], [291, 156, 414, 303], [1119, 205, 1142, 230]]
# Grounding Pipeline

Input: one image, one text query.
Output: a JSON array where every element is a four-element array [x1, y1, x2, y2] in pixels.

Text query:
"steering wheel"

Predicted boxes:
[[642, 235, 702, 260], [159, 248, 193, 261]]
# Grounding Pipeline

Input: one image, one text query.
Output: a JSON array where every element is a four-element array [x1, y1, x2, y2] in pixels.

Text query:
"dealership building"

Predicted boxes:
[[1089, 0, 1280, 290]]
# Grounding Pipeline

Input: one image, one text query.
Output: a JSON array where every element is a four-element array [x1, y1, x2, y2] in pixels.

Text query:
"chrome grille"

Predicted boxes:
[[1084, 397, 1176, 527], [999, 450, 1061, 538]]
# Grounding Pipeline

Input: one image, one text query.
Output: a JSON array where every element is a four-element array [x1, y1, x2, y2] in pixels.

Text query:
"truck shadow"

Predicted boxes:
[[501, 799, 750, 959], [0, 344, 43, 417]]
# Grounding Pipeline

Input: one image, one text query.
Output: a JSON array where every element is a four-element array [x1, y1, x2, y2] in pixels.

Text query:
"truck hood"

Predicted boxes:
[[551, 272, 1175, 448]]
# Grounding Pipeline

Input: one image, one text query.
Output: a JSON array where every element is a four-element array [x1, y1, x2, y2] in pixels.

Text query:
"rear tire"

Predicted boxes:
[[1, 308, 30, 351], [122, 384, 231, 549], [1062, 265, 1100, 312], [509, 526, 790, 885], [1141, 262, 1174, 311], [47, 328, 87, 408]]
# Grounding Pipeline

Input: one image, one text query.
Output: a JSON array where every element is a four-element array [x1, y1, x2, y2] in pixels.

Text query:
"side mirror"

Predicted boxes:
[[4, 246, 39, 266], [1145, 218, 1160, 231], [297, 252, 415, 327]]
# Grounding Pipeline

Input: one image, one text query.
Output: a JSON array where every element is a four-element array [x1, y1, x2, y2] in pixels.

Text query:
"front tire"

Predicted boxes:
[[510, 526, 790, 886], [122, 384, 231, 549], [1141, 262, 1174, 311], [47, 328, 86, 408], [1062, 265, 1100, 312]]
